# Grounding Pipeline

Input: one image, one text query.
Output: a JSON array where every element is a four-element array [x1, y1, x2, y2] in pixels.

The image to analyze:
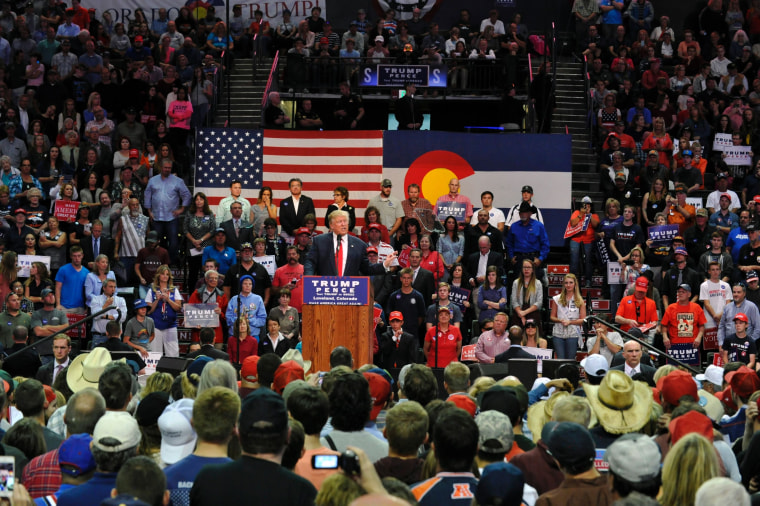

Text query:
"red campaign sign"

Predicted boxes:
[[594, 449, 609, 472], [703, 328, 719, 351], [397, 248, 410, 268], [65, 313, 86, 339], [547, 274, 566, 286], [548, 265, 570, 274], [54, 200, 80, 223], [461, 344, 477, 362], [592, 276, 605, 287], [373, 306, 382, 332], [548, 287, 562, 297], [581, 288, 602, 298], [591, 300, 610, 311], [713, 353, 724, 367]]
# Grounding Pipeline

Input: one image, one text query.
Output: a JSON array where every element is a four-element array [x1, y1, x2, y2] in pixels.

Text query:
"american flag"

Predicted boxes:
[[195, 129, 384, 228]]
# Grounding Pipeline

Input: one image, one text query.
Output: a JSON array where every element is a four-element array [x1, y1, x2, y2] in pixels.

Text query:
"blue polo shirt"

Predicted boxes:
[[202, 245, 237, 275]]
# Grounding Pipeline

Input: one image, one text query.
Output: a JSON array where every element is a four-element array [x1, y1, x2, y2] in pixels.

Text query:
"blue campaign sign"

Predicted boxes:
[[449, 287, 471, 311], [302, 276, 370, 306], [668, 342, 700, 366], [647, 224, 680, 246], [360, 64, 448, 88], [437, 202, 467, 221]]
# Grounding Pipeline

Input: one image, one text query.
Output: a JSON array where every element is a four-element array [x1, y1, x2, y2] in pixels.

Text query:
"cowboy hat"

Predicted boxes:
[[67, 348, 113, 392], [527, 391, 570, 443], [583, 370, 652, 434]]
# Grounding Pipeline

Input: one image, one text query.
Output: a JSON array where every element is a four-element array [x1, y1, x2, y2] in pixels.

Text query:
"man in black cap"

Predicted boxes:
[[506, 185, 544, 228], [506, 201, 550, 279], [190, 388, 317, 504], [535, 422, 612, 505], [115, 107, 146, 151]]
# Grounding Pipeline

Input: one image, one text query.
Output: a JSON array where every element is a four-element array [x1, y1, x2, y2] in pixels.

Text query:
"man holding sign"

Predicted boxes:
[[435, 178, 473, 228], [661, 283, 706, 364]]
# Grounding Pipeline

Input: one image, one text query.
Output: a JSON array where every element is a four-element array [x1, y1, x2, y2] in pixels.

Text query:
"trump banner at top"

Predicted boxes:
[[94, 0, 324, 29]]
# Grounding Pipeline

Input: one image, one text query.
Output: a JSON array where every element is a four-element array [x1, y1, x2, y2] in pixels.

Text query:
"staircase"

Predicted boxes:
[[212, 57, 272, 127], [545, 58, 601, 206]]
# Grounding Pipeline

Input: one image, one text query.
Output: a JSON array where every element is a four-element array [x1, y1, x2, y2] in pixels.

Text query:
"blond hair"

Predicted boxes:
[[558, 273, 584, 307], [660, 433, 720, 506]]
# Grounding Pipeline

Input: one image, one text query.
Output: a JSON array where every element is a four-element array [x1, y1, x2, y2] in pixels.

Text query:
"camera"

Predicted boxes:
[[311, 450, 360, 475]]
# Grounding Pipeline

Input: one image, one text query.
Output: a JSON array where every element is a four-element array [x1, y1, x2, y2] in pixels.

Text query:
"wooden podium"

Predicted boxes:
[[301, 276, 374, 372]]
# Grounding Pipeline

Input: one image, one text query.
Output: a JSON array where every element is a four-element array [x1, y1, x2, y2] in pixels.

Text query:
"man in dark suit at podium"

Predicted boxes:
[[279, 178, 316, 240], [305, 210, 397, 276]]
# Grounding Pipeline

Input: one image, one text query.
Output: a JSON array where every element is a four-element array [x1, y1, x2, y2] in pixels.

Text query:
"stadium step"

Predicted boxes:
[[213, 57, 273, 127]]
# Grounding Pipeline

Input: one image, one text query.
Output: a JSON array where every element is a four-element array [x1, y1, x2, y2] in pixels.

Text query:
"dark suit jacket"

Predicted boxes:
[[220, 219, 255, 252], [35, 360, 56, 385], [610, 363, 657, 386], [279, 195, 315, 236], [304, 232, 386, 277], [372, 274, 392, 306], [465, 250, 505, 285], [187, 344, 230, 361], [81, 235, 116, 267], [377, 329, 417, 369], [412, 268, 435, 306]]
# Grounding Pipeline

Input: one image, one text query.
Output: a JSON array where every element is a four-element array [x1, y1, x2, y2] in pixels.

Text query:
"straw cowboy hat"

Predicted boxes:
[[582, 370, 652, 435], [527, 391, 570, 443], [67, 348, 113, 393]]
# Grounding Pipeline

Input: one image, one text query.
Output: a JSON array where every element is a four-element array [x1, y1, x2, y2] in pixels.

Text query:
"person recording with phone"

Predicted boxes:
[[567, 196, 599, 283]]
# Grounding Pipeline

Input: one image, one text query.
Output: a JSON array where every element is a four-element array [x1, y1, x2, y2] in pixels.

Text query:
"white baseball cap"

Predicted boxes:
[[158, 399, 197, 465], [580, 354, 609, 378]]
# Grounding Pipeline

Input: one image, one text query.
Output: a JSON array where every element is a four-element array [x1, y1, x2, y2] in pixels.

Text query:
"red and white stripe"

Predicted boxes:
[[263, 130, 384, 228]]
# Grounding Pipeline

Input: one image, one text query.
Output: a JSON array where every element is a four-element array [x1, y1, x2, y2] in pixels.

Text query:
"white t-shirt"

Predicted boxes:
[[699, 279, 732, 328], [470, 207, 506, 228]]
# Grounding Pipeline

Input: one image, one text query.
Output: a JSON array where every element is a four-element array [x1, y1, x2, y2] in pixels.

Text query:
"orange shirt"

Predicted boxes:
[[661, 301, 706, 344]]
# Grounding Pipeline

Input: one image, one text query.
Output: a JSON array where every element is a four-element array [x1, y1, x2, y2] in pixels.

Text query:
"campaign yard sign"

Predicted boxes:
[[183, 304, 219, 327], [436, 202, 467, 221], [54, 200, 80, 222], [669, 342, 700, 366], [449, 287, 471, 311], [647, 224, 680, 246]]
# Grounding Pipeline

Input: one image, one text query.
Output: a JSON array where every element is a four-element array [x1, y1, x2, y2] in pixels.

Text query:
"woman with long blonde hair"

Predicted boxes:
[[146, 265, 183, 357], [550, 273, 586, 359], [660, 433, 719, 506]]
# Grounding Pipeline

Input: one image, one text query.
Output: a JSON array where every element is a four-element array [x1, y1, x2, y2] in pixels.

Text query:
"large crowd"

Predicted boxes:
[[0, 0, 757, 505]]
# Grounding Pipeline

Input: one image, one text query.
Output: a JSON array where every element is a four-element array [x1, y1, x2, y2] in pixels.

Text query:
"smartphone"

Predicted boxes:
[[0, 456, 15, 497], [312, 454, 339, 469]]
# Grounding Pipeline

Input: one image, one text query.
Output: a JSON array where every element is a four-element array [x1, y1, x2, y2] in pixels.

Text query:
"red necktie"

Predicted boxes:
[[336, 235, 343, 276]]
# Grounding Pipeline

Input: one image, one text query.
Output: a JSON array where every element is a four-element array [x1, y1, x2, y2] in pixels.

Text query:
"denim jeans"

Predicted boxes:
[[554, 337, 578, 360], [610, 283, 625, 318], [569, 241, 594, 283], [152, 220, 179, 264]]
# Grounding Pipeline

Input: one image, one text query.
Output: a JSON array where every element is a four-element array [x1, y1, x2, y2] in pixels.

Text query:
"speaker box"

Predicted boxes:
[[156, 357, 192, 376], [542, 359, 578, 379], [469, 363, 512, 382], [508, 359, 538, 389]]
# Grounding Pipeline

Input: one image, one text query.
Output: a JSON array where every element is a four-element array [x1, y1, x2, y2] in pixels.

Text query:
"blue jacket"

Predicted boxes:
[[226, 292, 266, 337]]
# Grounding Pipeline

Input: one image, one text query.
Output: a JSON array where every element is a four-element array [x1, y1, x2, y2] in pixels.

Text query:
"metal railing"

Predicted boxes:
[[585, 314, 700, 375], [4, 305, 123, 361], [280, 54, 530, 96]]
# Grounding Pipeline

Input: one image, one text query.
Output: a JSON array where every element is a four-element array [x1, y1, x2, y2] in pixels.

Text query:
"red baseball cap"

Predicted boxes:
[[754, 195, 760, 205], [657, 370, 698, 406], [389, 311, 403, 321], [669, 410, 714, 444], [727, 366, 760, 398], [134, 35, 143, 43], [272, 361, 304, 394], [295, 227, 310, 236], [720, 192, 732, 200], [129, 149, 139, 158], [716, 386, 738, 411], [241, 355, 260, 383], [446, 394, 478, 417], [635, 276, 649, 292], [363, 372, 391, 421], [366, 246, 378, 254], [734, 313, 749, 323], [367, 223, 382, 231], [43, 384, 56, 405]]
